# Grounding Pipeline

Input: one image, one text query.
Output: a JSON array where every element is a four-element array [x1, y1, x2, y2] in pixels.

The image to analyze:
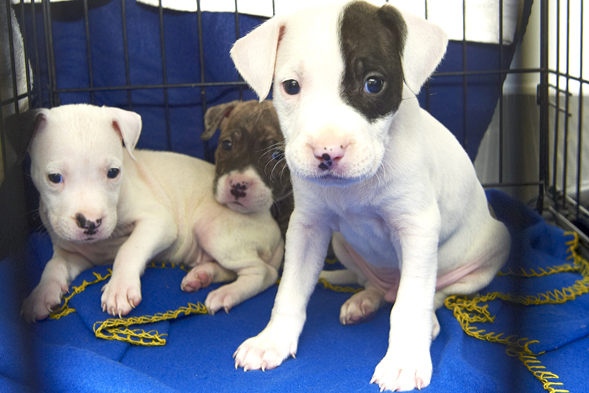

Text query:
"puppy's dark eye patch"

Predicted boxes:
[[107, 168, 120, 179], [222, 139, 233, 151], [48, 173, 62, 184]]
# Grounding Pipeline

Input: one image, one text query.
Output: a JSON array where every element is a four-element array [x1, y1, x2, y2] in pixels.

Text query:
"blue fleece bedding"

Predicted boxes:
[[1, 189, 588, 393]]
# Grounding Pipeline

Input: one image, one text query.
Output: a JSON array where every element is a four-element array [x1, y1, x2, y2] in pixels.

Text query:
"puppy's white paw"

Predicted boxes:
[[339, 288, 384, 325], [204, 286, 237, 315], [101, 276, 142, 317], [370, 346, 432, 392], [181, 266, 212, 293], [21, 280, 68, 322], [233, 330, 298, 371]]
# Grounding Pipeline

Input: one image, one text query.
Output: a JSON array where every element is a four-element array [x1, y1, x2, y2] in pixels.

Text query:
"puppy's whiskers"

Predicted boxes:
[[256, 141, 286, 155], [263, 157, 275, 177], [256, 142, 286, 166], [277, 161, 291, 188], [269, 159, 285, 182], [257, 149, 275, 166]]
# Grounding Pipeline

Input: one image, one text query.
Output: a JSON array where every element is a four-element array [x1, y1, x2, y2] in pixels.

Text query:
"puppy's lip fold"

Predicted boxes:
[[309, 172, 362, 187]]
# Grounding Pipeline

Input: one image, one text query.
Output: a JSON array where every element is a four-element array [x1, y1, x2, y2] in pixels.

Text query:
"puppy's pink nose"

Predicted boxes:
[[314, 145, 347, 171]]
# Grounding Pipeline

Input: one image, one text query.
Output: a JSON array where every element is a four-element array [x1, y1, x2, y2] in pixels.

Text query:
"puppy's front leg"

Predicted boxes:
[[22, 249, 93, 322], [101, 217, 176, 317], [234, 210, 332, 371], [372, 204, 441, 392]]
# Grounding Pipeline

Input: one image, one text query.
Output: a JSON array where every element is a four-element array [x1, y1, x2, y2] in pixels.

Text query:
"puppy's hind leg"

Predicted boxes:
[[431, 226, 510, 340], [319, 269, 358, 285], [330, 232, 386, 325], [204, 261, 279, 315], [181, 262, 237, 293]]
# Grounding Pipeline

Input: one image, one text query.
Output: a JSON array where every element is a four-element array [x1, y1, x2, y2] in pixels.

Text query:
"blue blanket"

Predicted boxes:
[[1, 190, 588, 393]]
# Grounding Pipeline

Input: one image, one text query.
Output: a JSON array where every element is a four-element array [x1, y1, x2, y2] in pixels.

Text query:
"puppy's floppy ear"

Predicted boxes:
[[3, 108, 48, 164], [104, 107, 142, 161], [380, 5, 448, 94], [230, 15, 286, 101], [202, 100, 241, 141]]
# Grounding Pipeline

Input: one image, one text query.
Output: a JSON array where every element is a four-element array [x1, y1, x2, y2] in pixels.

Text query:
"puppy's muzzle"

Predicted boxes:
[[75, 213, 103, 235]]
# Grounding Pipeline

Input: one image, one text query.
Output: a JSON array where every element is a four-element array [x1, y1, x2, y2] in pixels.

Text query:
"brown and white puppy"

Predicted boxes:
[[19, 104, 283, 321], [230, 1, 511, 391], [202, 100, 293, 238]]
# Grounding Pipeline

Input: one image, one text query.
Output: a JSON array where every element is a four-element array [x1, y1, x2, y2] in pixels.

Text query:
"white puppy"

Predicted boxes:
[[20, 104, 283, 322], [230, 1, 510, 391]]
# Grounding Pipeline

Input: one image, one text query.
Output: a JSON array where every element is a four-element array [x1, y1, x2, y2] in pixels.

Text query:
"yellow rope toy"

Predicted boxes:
[[49, 262, 208, 346], [50, 259, 362, 346], [445, 231, 589, 393], [48, 233, 589, 392]]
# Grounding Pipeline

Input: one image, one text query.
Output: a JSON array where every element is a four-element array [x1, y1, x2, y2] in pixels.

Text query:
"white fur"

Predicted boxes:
[[215, 166, 274, 214], [21, 104, 283, 322], [230, 1, 510, 391]]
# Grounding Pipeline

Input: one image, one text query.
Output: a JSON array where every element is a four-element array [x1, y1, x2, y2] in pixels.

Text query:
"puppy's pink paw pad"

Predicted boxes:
[[181, 268, 212, 293], [340, 290, 383, 325]]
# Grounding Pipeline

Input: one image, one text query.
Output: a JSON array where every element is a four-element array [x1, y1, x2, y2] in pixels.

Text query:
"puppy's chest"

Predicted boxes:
[[330, 208, 398, 268]]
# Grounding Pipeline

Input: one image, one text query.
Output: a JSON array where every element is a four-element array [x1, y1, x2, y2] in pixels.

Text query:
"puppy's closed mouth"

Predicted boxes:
[[312, 173, 362, 187]]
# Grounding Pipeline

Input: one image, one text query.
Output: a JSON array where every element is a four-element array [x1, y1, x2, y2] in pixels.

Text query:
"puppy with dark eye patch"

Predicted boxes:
[[230, 1, 511, 391], [202, 100, 293, 239]]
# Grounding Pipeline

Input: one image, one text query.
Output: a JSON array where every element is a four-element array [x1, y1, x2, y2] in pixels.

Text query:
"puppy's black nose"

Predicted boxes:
[[230, 182, 248, 200], [76, 213, 102, 234], [76, 213, 87, 229]]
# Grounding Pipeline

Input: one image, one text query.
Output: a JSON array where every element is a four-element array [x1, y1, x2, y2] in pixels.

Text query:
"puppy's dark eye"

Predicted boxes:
[[107, 168, 120, 179], [272, 150, 284, 161], [222, 140, 232, 151], [364, 77, 385, 94], [283, 80, 300, 95], [48, 173, 62, 184]]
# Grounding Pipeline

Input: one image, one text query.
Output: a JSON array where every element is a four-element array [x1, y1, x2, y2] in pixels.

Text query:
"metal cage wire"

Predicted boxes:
[[0, 0, 587, 244]]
